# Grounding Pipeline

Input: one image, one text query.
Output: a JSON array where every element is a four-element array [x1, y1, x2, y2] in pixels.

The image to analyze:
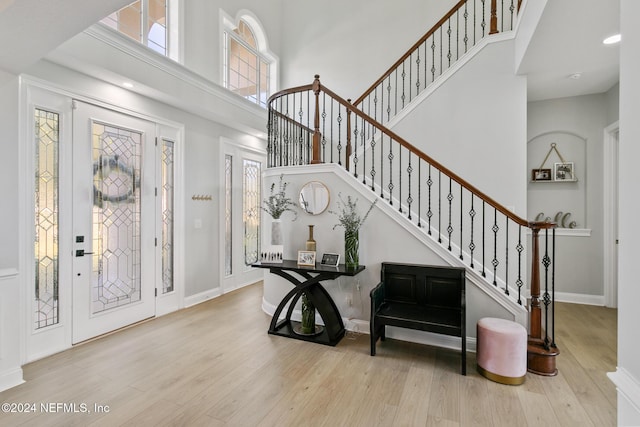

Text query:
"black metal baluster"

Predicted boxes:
[[481, 201, 486, 277], [459, 184, 463, 260], [329, 98, 334, 164], [464, 1, 469, 53], [380, 135, 385, 198], [321, 93, 327, 163], [447, 18, 452, 68], [551, 228, 557, 348], [427, 165, 433, 235], [395, 69, 398, 116], [353, 119, 358, 178], [456, 9, 460, 61], [417, 162, 422, 227], [482, 0, 486, 37], [401, 62, 406, 109], [447, 178, 453, 251], [387, 77, 392, 122], [469, 194, 476, 267], [431, 34, 436, 82], [336, 104, 342, 166], [407, 153, 413, 220], [370, 130, 376, 191], [510, 0, 515, 31], [388, 143, 394, 206], [492, 208, 499, 285], [440, 27, 443, 77], [398, 149, 403, 214], [516, 225, 524, 305], [438, 170, 442, 243], [415, 49, 421, 97], [505, 217, 509, 296], [361, 117, 366, 185], [542, 228, 551, 350], [424, 40, 428, 90], [409, 54, 413, 103], [474, 0, 477, 45]]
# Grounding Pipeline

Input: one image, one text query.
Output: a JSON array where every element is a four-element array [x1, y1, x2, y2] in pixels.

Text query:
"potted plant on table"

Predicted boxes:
[[330, 193, 377, 268]]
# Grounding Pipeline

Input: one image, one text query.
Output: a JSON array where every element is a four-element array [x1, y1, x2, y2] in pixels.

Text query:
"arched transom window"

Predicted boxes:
[[223, 17, 274, 108]]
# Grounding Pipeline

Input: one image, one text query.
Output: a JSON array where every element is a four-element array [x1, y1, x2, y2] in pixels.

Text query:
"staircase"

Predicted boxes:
[[266, 0, 558, 375]]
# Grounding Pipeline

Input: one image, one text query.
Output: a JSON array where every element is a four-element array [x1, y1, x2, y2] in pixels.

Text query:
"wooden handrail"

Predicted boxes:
[[318, 81, 535, 228], [354, 0, 470, 107], [269, 109, 314, 134]]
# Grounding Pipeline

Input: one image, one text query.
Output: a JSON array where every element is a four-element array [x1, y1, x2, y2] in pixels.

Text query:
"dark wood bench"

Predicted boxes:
[[370, 262, 466, 374]]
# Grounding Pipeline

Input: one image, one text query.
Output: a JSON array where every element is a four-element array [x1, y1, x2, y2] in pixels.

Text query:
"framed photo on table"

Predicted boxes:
[[297, 250, 316, 267], [321, 253, 340, 267]]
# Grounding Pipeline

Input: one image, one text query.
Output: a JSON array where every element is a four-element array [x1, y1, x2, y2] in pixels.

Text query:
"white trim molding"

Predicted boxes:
[[609, 368, 640, 424]]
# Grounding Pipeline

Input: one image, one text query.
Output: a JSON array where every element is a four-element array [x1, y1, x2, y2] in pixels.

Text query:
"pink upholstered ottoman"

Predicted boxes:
[[476, 317, 527, 385]]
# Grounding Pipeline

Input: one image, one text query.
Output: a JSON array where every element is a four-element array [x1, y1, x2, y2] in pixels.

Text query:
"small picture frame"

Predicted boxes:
[[297, 250, 316, 267], [554, 162, 575, 181], [531, 168, 552, 181], [321, 253, 340, 267]]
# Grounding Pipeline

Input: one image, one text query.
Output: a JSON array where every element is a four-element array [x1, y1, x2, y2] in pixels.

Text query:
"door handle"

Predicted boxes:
[[75, 249, 95, 257]]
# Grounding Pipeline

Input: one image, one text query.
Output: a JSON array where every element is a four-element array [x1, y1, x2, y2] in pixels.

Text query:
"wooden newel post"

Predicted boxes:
[[529, 226, 542, 340], [489, 0, 499, 35], [311, 75, 322, 164], [527, 222, 559, 376]]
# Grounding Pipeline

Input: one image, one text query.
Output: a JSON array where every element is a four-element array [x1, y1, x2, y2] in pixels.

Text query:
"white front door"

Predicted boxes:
[[71, 101, 157, 343]]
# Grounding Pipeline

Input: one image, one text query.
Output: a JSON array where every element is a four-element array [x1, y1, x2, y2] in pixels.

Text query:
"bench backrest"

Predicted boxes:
[[381, 262, 465, 310]]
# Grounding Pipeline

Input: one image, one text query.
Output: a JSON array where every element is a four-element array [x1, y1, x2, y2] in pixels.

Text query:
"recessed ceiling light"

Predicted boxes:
[[122, 82, 134, 88], [569, 73, 582, 80], [603, 34, 621, 45]]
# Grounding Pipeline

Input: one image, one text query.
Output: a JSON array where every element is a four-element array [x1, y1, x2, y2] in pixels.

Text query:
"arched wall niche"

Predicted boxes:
[[527, 130, 587, 228]]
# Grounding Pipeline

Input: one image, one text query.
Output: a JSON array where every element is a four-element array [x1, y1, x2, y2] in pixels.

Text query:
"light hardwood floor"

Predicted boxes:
[[0, 282, 617, 426]]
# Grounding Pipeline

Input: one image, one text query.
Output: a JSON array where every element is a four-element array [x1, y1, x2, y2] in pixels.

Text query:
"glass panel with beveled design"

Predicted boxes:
[[161, 139, 174, 294], [225, 154, 233, 276], [243, 159, 261, 265], [91, 122, 142, 314], [34, 109, 60, 329]]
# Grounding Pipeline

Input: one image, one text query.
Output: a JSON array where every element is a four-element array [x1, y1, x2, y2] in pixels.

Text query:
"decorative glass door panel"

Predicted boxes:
[[91, 122, 142, 313], [72, 101, 156, 344]]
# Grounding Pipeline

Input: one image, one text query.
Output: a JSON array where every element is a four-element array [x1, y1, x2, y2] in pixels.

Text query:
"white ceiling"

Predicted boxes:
[[0, 0, 621, 102], [518, 0, 620, 101]]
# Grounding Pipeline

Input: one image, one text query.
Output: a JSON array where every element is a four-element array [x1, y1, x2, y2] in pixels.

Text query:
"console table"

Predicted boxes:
[[253, 260, 365, 346]]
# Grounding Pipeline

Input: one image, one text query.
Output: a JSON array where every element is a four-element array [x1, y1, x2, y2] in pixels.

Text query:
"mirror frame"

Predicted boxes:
[[299, 181, 330, 215]]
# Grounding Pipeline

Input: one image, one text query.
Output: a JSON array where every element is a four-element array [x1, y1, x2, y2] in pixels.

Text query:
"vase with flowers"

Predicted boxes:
[[330, 194, 377, 268], [262, 174, 297, 262]]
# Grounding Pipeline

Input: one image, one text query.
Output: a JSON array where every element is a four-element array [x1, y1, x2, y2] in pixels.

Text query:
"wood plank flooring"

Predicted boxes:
[[0, 283, 617, 426]]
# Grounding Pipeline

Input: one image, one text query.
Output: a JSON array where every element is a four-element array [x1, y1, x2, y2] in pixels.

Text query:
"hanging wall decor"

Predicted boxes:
[[531, 143, 577, 183]]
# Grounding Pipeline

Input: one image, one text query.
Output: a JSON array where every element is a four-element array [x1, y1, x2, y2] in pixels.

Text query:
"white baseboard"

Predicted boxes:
[[555, 292, 604, 306], [0, 367, 25, 393], [184, 287, 222, 308]]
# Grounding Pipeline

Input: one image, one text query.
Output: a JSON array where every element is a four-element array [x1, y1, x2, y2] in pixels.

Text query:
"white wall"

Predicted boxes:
[[611, 0, 640, 423], [279, 0, 457, 98], [183, 0, 283, 87], [392, 39, 528, 215], [527, 93, 616, 299], [0, 70, 19, 269]]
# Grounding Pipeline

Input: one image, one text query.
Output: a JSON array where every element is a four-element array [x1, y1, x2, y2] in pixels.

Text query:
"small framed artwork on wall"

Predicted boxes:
[[531, 168, 552, 181], [554, 162, 575, 181]]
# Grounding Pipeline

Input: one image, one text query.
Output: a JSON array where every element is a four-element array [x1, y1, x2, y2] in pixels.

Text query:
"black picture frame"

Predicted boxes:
[[321, 253, 340, 267]]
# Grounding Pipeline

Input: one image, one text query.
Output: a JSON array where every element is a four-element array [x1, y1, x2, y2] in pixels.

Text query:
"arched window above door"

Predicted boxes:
[[221, 11, 278, 108]]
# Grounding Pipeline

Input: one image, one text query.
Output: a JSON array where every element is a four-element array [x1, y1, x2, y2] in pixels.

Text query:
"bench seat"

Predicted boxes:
[[370, 262, 466, 375]]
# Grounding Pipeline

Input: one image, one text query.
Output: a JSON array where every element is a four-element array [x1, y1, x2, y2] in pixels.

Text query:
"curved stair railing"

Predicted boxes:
[[267, 74, 558, 375], [353, 0, 521, 126]]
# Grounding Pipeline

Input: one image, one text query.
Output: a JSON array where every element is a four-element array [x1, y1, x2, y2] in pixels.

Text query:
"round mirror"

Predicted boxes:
[[299, 181, 330, 215]]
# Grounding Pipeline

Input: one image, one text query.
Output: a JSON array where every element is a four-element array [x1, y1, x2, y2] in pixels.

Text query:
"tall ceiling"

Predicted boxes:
[[0, 0, 621, 102], [518, 0, 620, 101]]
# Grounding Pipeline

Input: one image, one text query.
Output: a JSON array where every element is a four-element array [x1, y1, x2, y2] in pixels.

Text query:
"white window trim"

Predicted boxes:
[[219, 9, 279, 106]]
